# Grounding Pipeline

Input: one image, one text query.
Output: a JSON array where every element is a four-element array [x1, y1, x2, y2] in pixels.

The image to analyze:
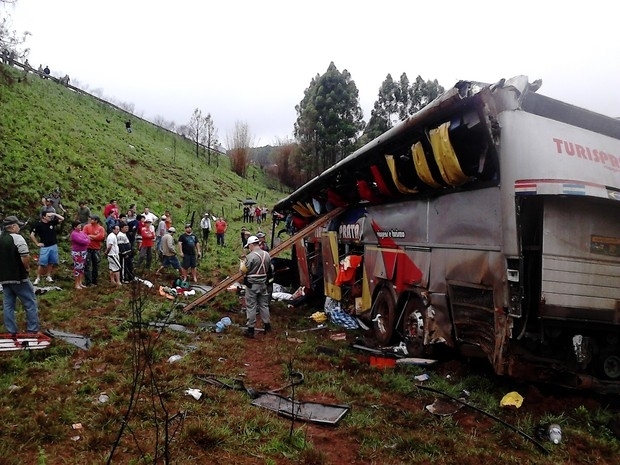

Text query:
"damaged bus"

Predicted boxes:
[[273, 76, 620, 394]]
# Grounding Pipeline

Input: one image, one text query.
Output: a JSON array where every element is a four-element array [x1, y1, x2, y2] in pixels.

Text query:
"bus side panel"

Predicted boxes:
[[541, 197, 620, 323]]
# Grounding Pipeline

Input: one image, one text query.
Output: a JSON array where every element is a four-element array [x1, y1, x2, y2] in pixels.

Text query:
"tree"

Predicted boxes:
[[187, 108, 208, 159], [226, 121, 253, 178], [361, 73, 445, 144], [294, 62, 364, 177], [409, 75, 444, 115], [204, 113, 218, 166], [0, 1, 30, 61]]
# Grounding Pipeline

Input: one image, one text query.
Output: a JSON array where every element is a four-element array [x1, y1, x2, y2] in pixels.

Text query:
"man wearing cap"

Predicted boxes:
[[156, 215, 168, 255], [178, 224, 201, 282], [256, 232, 270, 252], [155, 227, 181, 275], [30, 211, 65, 285], [83, 214, 106, 287], [239, 235, 272, 338], [136, 217, 156, 269], [0, 216, 40, 335]]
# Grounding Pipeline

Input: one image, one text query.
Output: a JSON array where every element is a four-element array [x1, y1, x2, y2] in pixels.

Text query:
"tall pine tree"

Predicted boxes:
[[294, 62, 364, 178]]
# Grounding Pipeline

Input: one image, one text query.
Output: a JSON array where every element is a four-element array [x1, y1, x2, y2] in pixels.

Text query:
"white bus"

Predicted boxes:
[[274, 76, 620, 393]]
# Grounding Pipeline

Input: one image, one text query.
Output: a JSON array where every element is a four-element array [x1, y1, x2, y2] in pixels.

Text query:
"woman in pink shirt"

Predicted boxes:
[[69, 220, 90, 289]]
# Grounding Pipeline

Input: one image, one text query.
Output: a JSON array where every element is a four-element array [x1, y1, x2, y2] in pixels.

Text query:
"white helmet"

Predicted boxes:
[[245, 235, 260, 247]]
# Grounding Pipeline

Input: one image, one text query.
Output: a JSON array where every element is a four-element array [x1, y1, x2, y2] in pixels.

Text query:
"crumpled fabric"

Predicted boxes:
[[500, 391, 523, 408]]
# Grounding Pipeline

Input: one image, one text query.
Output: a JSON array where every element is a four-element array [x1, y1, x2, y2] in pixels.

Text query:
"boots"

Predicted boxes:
[[243, 327, 255, 338], [263, 323, 272, 333]]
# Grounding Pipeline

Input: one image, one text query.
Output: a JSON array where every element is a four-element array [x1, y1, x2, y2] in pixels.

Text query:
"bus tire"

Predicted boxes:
[[401, 297, 426, 357], [372, 286, 396, 345]]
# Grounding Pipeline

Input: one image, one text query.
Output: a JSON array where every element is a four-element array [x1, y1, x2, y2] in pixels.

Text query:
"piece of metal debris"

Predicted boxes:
[[148, 322, 195, 334], [45, 329, 91, 350], [251, 392, 350, 425]]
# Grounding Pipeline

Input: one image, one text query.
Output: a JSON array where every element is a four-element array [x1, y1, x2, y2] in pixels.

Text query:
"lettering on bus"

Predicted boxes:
[[376, 229, 406, 239], [553, 138, 620, 172], [339, 223, 361, 240]]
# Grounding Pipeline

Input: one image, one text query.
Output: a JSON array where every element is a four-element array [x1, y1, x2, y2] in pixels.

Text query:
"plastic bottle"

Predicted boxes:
[[548, 424, 562, 444], [215, 317, 232, 333]]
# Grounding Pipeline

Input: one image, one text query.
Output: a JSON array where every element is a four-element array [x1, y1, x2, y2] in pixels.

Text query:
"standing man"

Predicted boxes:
[[30, 211, 64, 284], [256, 232, 270, 252], [0, 216, 40, 335], [215, 216, 227, 247], [117, 222, 133, 283], [142, 207, 158, 224], [105, 225, 121, 285], [178, 224, 201, 282], [137, 218, 156, 269], [75, 200, 91, 226], [156, 215, 168, 255], [239, 235, 272, 338], [200, 213, 211, 248], [83, 214, 106, 287]]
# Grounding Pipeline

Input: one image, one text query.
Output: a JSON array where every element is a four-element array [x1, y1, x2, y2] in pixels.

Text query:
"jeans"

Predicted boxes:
[[216, 233, 225, 246], [2, 280, 39, 334], [85, 249, 101, 285]]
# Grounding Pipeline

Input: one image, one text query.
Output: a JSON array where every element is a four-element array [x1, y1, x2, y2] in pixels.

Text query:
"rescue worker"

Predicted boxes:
[[239, 235, 272, 338]]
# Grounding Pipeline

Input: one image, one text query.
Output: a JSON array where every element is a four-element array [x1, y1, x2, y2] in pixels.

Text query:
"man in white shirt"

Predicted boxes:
[[105, 225, 121, 285], [200, 213, 211, 247]]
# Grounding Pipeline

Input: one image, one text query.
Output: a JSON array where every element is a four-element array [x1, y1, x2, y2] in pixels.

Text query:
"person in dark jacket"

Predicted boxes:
[[0, 216, 40, 335]]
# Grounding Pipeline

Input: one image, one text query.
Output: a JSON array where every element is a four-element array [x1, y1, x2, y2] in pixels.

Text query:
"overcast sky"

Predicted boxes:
[[6, 0, 620, 146]]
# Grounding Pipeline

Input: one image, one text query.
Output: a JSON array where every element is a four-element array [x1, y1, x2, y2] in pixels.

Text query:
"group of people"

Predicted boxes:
[[1, 189, 278, 337], [242, 205, 269, 224]]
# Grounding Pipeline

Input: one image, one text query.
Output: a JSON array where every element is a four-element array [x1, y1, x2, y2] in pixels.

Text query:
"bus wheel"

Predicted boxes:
[[402, 297, 425, 357], [372, 287, 396, 345]]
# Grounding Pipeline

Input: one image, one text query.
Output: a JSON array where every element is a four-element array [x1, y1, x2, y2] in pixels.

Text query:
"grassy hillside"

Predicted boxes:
[[0, 63, 282, 229]]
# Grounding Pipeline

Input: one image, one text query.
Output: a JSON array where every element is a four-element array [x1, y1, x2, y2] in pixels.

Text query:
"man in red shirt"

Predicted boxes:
[[103, 199, 119, 220], [215, 217, 227, 247], [136, 218, 156, 269], [83, 214, 106, 286]]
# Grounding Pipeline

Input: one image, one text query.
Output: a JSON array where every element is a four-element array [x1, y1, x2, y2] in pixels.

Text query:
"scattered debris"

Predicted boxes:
[[287, 337, 304, 343], [0, 332, 51, 351], [370, 356, 396, 369], [414, 374, 430, 382], [251, 393, 350, 425], [168, 355, 183, 363], [98, 394, 110, 404], [45, 329, 91, 350], [417, 385, 549, 454], [148, 322, 195, 334], [425, 397, 464, 415], [184, 388, 202, 400], [33, 285, 63, 295], [396, 358, 438, 366], [500, 391, 524, 408], [316, 345, 339, 356], [135, 277, 153, 288], [297, 324, 327, 333], [310, 311, 327, 323], [72, 423, 83, 430], [330, 333, 346, 341]]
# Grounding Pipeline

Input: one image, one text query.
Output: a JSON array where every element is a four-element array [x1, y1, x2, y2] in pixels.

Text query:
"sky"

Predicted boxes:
[[5, 0, 620, 146]]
